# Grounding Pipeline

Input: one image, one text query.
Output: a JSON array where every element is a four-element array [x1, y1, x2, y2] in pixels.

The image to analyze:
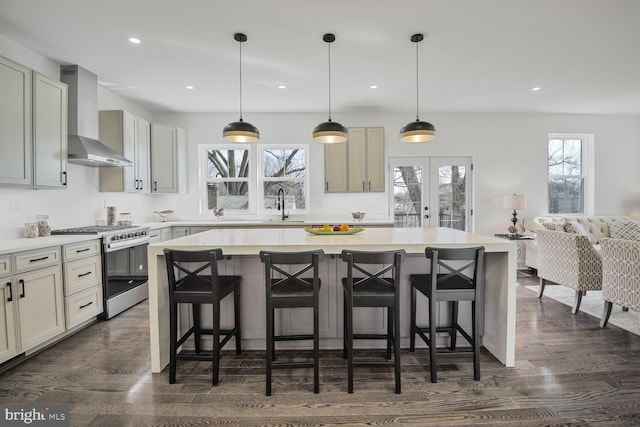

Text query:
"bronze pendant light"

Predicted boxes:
[[400, 33, 436, 143], [312, 33, 347, 144], [223, 33, 260, 143]]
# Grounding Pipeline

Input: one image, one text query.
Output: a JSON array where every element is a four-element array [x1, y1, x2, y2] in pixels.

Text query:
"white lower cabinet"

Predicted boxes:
[[62, 240, 103, 329], [0, 276, 18, 364], [15, 264, 65, 352]]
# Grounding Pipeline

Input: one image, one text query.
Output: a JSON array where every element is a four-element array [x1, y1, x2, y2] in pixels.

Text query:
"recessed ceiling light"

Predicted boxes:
[[185, 85, 195, 90], [531, 86, 541, 91], [278, 84, 286, 89], [128, 37, 142, 45], [370, 84, 378, 89]]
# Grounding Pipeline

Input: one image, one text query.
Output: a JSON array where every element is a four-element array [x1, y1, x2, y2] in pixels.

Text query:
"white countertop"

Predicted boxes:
[[149, 226, 513, 256]]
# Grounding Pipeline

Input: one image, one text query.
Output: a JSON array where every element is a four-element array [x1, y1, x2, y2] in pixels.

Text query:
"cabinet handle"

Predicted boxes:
[[362, 181, 365, 190], [76, 248, 90, 253], [139, 179, 143, 190], [78, 271, 92, 278], [325, 182, 328, 191], [154, 181, 158, 191], [29, 256, 49, 263], [62, 171, 67, 186], [79, 301, 94, 309], [6, 282, 12, 302], [19, 279, 25, 298]]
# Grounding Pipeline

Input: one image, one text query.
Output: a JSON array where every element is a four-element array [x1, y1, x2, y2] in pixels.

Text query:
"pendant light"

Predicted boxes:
[[223, 33, 259, 143], [400, 33, 436, 143], [312, 33, 347, 144]]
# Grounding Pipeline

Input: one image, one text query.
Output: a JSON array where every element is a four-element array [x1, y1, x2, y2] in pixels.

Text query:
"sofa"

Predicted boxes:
[[599, 237, 640, 327], [520, 216, 632, 315]]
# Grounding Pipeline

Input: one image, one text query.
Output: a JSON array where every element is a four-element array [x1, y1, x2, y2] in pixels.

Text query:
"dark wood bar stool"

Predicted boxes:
[[340, 249, 405, 394], [164, 248, 241, 386], [260, 249, 324, 396], [409, 246, 485, 383]]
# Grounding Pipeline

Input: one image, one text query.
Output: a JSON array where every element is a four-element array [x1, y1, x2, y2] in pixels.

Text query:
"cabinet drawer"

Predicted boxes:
[[14, 247, 60, 273], [63, 240, 101, 262], [65, 285, 103, 329], [0, 255, 11, 278], [64, 255, 102, 295]]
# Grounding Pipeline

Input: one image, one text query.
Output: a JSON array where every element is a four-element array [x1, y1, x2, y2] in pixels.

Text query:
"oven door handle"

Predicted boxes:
[[105, 237, 149, 252]]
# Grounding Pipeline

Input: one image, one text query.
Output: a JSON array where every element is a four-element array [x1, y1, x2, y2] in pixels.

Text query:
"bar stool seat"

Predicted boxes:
[[260, 249, 324, 396], [341, 249, 405, 394], [409, 246, 485, 383], [164, 248, 241, 386]]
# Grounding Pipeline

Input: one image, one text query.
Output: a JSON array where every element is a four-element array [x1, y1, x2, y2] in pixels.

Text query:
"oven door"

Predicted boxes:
[[102, 242, 149, 319]]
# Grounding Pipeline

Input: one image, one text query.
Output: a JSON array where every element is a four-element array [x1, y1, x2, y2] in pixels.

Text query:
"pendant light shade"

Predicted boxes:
[[313, 33, 347, 144], [224, 33, 259, 143], [400, 33, 435, 143]]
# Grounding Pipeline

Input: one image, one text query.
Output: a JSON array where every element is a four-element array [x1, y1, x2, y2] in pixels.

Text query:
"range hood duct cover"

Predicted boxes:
[[60, 65, 132, 167]]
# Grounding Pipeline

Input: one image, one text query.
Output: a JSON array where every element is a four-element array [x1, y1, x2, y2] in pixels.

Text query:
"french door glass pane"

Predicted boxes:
[[393, 166, 422, 227], [438, 165, 466, 231]]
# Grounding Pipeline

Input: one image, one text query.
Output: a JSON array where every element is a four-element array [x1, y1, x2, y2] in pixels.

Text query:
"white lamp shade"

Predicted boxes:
[[503, 194, 527, 210]]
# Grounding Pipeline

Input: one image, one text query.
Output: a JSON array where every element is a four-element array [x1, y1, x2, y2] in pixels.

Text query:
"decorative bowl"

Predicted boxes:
[[351, 212, 366, 220], [153, 210, 175, 222]]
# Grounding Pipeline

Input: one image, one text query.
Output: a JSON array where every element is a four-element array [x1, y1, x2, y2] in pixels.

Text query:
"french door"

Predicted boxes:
[[389, 156, 473, 231]]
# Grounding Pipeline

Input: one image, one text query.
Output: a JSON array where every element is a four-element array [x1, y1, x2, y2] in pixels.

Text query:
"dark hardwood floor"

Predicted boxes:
[[2, 274, 640, 426]]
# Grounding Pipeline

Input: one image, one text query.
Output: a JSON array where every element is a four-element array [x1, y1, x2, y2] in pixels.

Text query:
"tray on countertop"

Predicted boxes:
[[304, 227, 364, 235]]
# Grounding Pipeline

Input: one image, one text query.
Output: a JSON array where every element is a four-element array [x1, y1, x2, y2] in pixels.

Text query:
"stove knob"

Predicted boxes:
[[111, 235, 118, 242]]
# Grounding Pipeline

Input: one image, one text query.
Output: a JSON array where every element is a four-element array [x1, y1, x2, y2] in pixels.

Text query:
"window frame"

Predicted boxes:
[[198, 144, 256, 214], [547, 133, 594, 215], [257, 144, 310, 215]]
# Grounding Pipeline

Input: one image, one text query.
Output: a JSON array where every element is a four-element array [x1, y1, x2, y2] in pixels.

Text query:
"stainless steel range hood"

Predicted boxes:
[[60, 65, 132, 167]]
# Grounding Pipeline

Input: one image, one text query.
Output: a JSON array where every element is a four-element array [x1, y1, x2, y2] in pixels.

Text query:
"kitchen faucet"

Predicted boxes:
[[277, 187, 289, 221]]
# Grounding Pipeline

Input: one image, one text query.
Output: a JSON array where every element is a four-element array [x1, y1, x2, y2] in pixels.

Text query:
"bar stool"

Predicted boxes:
[[164, 248, 241, 386], [341, 249, 405, 394], [409, 246, 485, 383], [260, 249, 324, 396]]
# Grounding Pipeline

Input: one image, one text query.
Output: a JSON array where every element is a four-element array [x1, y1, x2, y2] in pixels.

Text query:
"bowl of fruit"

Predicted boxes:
[[305, 224, 364, 235]]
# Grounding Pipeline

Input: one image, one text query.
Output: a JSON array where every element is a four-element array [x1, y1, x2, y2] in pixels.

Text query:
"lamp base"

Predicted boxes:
[[511, 210, 518, 227]]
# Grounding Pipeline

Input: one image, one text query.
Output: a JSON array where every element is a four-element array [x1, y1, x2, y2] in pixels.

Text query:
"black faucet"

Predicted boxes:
[[277, 188, 289, 221]]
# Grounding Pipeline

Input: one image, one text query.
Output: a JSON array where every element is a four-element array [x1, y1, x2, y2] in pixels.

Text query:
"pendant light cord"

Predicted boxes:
[[415, 40, 420, 121], [238, 40, 244, 121], [327, 41, 332, 122]]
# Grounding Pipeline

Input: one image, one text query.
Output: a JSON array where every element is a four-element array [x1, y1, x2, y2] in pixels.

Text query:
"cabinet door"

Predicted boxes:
[[347, 128, 367, 192], [16, 265, 65, 352], [324, 141, 348, 192], [365, 127, 385, 192], [122, 111, 137, 192], [135, 118, 151, 193], [0, 56, 32, 186], [151, 123, 178, 193], [0, 281, 18, 364], [33, 73, 68, 188]]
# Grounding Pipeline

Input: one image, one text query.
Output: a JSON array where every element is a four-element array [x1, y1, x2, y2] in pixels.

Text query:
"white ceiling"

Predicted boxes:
[[1, 0, 639, 115]]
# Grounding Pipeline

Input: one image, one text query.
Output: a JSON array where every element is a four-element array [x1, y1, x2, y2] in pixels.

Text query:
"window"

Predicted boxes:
[[547, 134, 594, 215], [199, 145, 252, 213], [198, 144, 309, 215], [259, 145, 309, 214]]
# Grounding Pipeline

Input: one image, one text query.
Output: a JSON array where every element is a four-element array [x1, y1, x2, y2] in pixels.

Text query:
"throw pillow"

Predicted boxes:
[[541, 221, 565, 232], [609, 220, 640, 240], [564, 220, 590, 237]]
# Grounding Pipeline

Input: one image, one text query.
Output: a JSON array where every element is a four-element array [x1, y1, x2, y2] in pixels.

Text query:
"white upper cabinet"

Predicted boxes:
[[0, 56, 32, 186], [151, 123, 187, 194], [325, 127, 385, 193], [33, 72, 68, 188], [99, 110, 151, 193]]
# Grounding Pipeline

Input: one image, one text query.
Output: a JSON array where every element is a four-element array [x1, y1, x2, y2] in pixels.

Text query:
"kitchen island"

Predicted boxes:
[[148, 227, 517, 373]]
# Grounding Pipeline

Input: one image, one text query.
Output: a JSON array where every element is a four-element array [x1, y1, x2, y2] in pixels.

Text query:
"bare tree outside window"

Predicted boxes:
[[262, 148, 307, 210], [207, 149, 250, 210], [548, 138, 583, 213]]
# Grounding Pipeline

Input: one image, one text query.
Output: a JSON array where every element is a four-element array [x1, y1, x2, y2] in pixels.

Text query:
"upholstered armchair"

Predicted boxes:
[[599, 238, 640, 328], [536, 230, 602, 314]]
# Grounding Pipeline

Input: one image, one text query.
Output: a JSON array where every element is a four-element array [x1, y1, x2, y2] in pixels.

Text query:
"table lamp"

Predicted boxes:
[[503, 194, 527, 228]]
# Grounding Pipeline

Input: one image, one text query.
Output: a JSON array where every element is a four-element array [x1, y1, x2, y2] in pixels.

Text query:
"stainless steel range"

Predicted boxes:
[[52, 225, 150, 319]]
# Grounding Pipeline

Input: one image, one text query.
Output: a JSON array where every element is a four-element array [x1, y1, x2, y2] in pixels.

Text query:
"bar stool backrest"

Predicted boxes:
[[425, 246, 485, 299], [164, 248, 224, 302]]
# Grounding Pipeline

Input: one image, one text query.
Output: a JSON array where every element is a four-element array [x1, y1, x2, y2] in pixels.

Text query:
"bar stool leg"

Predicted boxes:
[[234, 289, 242, 354], [386, 307, 392, 359], [346, 296, 354, 394], [393, 306, 401, 394], [193, 304, 201, 353], [472, 301, 481, 381], [450, 301, 458, 351], [313, 292, 320, 394], [409, 285, 417, 352], [212, 300, 221, 386], [429, 299, 438, 383], [169, 302, 178, 384], [266, 304, 273, 396]]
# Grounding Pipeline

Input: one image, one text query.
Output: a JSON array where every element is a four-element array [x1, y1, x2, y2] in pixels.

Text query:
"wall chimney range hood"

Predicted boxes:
[[60, 65, 132, 167]]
